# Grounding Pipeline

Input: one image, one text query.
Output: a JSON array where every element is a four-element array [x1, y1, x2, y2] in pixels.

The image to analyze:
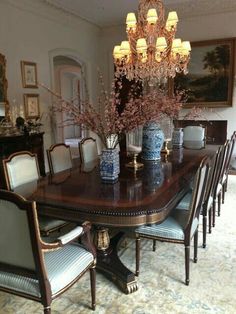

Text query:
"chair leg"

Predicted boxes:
[[43, 307, 51, 314], [153, 239, 156, 252], [208, 207, 212, 234], [90, 266, 96, 311], [194, 230, 198, 262], [213, 199, 216, 227], [225, 175, 228, 192], [218, 192, 221, 216], [222, 183, 226, 204], [135, 236, 140, 276], [185, 245, 190, 286], [202, 212, 207, 248]]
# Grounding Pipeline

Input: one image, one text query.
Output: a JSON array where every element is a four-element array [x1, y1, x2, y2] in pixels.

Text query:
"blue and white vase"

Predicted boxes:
[[172, 128, 183, 148], [141, 121, 164, 160], [100, 148, 120, 183]]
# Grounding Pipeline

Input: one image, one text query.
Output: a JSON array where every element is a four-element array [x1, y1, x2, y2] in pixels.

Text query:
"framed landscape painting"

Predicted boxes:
[[174, 38, 235, 108]]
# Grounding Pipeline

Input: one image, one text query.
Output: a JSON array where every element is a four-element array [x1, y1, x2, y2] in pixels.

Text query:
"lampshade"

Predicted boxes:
[[137, 38, 148, 53], [147, 8, 158, 24], [126, 12, 137, 30], [156, 37, 167, 52], [120, 41, 131, 55], [113, 45, 122, 59]]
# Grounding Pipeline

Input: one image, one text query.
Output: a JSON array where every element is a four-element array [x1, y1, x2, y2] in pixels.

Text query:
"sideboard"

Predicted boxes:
[[0, 132, 45, 188]]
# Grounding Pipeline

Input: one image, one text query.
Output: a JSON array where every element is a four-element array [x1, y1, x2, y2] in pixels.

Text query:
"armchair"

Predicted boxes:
[[2, 151, 68, 235], [0, 189, 96, 313]]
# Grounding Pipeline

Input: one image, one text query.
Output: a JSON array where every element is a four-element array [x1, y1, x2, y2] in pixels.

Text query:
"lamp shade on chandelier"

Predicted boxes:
[[113, 0, 191, 84]]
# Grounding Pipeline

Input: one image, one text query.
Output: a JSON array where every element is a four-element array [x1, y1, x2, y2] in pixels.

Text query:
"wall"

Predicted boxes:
[[0, 0, 102, 165], [100, 11, 236, 162]]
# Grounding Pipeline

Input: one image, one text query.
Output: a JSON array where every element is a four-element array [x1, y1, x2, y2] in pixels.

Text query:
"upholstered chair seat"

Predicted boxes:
[[38, 217, 68, 234], [136, 212, 199, 241], [177, 192, 213, 212]]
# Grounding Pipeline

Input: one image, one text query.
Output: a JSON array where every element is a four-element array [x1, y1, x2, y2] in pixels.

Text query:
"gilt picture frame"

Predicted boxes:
[[24, 94, 40, 119], [174, 38, 235, 108], [21, 61, 38, 88]]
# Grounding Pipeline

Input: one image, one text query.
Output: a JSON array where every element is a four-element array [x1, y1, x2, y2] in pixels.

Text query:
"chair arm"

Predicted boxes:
[[81, 221, 97, 258], [40, 221, 96, 256], [57, 226, 83, 245]]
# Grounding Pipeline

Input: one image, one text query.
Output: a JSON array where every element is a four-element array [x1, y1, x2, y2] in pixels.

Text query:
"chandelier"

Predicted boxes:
[[113, 0, 191, 84]]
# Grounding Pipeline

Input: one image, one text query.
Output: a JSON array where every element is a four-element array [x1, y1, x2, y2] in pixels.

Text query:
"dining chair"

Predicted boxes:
[[212, 141, 230, 221], [221, 132, 236, 201], [175, 148, 220, 247], [0, 189, 96, 313], [135, 156, 209, 285], [47, 143, 73, 175], [79, 137, 98, 164], [183, 126, 205, 149], [2, 151, 68, 236]]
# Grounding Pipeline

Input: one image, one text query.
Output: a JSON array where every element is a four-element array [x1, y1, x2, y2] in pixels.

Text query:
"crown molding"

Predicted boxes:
[[167, 0, 236, 19]]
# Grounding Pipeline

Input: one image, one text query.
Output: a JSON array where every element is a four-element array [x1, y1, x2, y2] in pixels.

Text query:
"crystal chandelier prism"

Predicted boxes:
[[113, 0, 191, 84]]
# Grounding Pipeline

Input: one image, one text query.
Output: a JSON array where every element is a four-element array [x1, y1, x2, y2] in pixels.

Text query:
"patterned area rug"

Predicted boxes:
[[1, 176, 236, 314]]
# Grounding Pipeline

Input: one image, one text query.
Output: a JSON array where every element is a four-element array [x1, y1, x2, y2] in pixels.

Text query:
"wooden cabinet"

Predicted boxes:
[[0, 132, 45, 188]]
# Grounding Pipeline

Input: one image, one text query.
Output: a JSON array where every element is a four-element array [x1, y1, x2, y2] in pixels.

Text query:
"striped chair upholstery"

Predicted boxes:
[[0, 190, 96, 313], [3, 151, 67, 236], [135, 156, 209, 285]]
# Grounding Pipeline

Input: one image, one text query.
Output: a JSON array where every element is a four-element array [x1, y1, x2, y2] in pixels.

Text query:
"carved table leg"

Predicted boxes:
[[94, 228, 138, 294]]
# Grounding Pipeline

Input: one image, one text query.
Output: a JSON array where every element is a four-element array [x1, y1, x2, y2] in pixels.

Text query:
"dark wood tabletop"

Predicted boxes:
[[13, 145, 219, 294], [16, 145, 218, 228]]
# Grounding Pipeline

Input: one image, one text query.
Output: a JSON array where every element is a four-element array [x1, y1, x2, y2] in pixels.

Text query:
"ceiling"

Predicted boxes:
[[44, 0, 236, 28]]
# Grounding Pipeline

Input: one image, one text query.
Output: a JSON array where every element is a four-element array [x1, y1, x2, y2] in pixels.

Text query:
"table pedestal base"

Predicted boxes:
[[96, 231, 138, 294]]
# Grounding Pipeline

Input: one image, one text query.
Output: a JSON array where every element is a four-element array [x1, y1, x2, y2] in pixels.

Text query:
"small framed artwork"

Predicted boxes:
[[21, 61, 38, 88], [174, 38, 235, 108], [24, 94, 40, 119]]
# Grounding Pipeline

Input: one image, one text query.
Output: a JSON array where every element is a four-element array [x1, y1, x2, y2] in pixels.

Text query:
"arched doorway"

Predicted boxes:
[[49, 49, 87, 158]]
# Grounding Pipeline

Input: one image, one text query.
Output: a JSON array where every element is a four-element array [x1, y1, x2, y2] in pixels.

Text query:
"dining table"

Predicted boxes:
[[14, 145, 218, 294]]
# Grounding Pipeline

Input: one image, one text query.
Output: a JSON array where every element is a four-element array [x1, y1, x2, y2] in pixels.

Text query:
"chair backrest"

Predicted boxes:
[[79, 137, 98, 163], [225, 135, 236, 174], [218, 140, 230, 183], [203, 147, 220, 204], [183, 126, 205, 149], [0, 189, 41, 272], [47, 143, 73, 174], [185, 156, 209, 234], [3, 151, 40, 190], [209, 142, 228, 197]]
